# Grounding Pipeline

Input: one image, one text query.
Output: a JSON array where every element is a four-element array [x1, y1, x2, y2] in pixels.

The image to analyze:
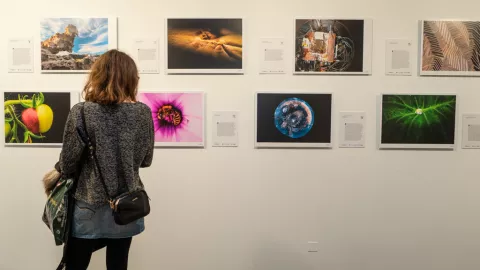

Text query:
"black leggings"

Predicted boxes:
[[66, 237, 132, 270]]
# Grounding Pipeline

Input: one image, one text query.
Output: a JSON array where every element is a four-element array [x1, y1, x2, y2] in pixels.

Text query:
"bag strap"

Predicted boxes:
[[80, 104, 113, 202]]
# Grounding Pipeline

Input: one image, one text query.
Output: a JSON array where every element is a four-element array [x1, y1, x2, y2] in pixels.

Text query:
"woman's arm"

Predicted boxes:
[[59, 104, 86, 177], [141, 112, 154, 168]]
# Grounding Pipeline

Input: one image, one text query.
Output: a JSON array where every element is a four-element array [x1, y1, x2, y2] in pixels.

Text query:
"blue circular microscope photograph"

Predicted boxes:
[[274, 98, 315, 138]]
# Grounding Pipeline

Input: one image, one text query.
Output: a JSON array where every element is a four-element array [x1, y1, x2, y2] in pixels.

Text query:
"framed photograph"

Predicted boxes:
[[255, 92, 333, 148], [166, 18, 243, 74], [293, 18, 372, 75], [137, 91, 205, 147], [40, 17, 118, 73], [421, 20, 480, 76], [378, 94, 457, 149], [3, 91, 79, 146]]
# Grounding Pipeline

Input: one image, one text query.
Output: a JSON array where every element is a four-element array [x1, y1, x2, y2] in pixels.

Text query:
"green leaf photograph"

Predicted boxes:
[[381, 94, 456, 146]]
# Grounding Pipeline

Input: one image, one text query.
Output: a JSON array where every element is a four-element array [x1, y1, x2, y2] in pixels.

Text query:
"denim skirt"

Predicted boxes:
[[72, 200, 145, 239]]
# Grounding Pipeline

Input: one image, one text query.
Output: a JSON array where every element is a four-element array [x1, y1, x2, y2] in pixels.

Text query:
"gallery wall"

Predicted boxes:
[[1, 0, 480, 269]]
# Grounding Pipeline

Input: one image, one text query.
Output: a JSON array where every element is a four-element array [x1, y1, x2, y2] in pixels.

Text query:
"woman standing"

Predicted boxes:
[[57, 49, 154, 270]]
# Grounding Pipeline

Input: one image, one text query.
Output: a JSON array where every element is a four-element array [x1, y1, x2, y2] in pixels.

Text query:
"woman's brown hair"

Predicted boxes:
[[83, 49, 139, 104]]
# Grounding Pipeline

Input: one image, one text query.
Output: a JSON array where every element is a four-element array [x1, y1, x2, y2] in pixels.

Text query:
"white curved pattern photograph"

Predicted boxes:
[[421, 20, 480, 76], [40, 17, 117, 73]]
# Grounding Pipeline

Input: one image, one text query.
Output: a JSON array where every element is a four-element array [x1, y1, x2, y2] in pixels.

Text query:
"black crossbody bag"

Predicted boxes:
[[81, 104, 150, 225]]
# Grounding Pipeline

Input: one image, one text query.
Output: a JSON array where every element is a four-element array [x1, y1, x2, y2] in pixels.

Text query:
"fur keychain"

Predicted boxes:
[[43, 169, 61, 196]]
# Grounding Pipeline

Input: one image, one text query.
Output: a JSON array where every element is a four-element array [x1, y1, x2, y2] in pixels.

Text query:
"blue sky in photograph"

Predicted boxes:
[[40, 18, 109, 55]]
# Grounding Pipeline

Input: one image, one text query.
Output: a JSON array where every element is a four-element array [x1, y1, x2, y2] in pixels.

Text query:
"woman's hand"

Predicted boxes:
[[42, 164, 61, 196]]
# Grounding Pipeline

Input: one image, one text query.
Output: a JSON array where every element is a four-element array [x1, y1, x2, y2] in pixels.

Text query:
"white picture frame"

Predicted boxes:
[[3, 91, 80, 147], [137, 90, 206, 148], [419, 20, 480, 77], [40, 17, 118, 74], [377, 93, 458, 150], [165, 17, 244, 74], [293, 18, 373, 75], [254, 91, 333, 148]]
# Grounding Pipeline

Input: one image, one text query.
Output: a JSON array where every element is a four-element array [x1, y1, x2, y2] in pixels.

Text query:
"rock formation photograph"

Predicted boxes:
[[40, 18, 110, 72]]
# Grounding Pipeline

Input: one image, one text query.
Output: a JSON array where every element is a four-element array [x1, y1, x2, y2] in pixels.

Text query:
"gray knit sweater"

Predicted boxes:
[[59, 102, 154, 206]]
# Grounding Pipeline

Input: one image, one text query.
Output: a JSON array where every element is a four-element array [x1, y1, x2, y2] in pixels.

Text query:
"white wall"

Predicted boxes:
[[1, 0, 480, 269]]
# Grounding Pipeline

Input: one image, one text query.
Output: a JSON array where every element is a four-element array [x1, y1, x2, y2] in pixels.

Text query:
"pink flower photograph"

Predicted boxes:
[[138, 92, 205, 147]]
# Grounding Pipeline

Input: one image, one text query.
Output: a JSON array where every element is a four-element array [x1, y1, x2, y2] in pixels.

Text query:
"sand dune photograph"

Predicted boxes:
[[167, 18, 243, 73]]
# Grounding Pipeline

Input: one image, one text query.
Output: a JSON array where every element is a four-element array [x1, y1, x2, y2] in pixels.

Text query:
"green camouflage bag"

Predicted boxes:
[[42, 177, 75, 246]]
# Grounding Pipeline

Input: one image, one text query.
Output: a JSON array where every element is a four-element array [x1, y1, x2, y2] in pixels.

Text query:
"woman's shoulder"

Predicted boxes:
[[127, 102, 152, 116], [70, 102, 86, 115], [135, 101, 151, 112], [74, 101, 151, 115]]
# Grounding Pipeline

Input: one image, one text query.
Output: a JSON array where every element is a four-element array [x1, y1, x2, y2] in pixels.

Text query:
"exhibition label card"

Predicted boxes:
[[462, 114, 480, 149], [259, 38, 286, 74], [133, 39, 159, 74], [212, 111, 239, 147], [385, 39, 413, 76], [8, 38, 33, 73], [339, 112, 366, 148]]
